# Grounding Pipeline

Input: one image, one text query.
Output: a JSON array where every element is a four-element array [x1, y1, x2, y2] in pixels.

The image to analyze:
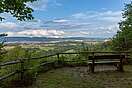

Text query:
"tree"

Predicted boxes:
[[0, 0, 36, 21], [0, 34, 7, 61], [0, 0, 37, 60], [112, 1, 132, 51]]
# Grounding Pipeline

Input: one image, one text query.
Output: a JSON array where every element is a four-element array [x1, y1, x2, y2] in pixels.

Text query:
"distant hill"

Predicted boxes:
[[5, 37, 108, 43]]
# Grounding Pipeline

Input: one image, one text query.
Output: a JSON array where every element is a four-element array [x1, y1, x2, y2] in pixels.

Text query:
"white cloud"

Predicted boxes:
[[0, 22, 17, 30], [27, 0, 49, 11], [72, 11, 122, 22], [27, 0, 62, 11], [80, 31, 90, 35], [53, 19, 69, 23], [1, 10, 122, 38], [40, 10, 122, 38], [52, 0, 62, 6], [65, 11, 122, 38], [6, 29, 65, 37], [72, 13, 88, 19]]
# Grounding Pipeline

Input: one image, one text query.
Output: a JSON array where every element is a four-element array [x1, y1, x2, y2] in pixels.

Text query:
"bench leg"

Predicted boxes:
[[92, 59, 95, 73], [91, 64, 94, 73], [89, 64, 92, 72], [119, 57, 124, 72], [119, 63, 124, 72], [89, 64, 94, 73], [115, 63, 123, 72]]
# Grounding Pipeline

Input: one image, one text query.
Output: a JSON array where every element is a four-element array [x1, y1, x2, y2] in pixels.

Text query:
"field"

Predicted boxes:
[[28, 65, 132, 88]]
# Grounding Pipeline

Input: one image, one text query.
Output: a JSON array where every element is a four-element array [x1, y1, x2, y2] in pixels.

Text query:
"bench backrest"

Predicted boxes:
[[89, 54, 125, 60]]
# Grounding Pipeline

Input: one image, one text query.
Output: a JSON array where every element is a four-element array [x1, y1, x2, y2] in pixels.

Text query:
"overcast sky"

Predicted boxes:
[[0, 0, 131, 38]]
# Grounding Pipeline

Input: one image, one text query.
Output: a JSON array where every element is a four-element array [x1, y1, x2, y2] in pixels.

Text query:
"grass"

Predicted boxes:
[[5, 45, 55, 51], [27, 65, 132, 88]]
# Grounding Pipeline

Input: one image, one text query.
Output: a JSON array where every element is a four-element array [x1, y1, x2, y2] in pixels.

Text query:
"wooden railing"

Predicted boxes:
[[0, 54, 59, 81], [0, 51, 131, 82]]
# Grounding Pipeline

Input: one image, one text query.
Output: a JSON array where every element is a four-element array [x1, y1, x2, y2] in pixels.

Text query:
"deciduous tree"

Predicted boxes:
[[112, 2, 132, 51], [0, 0, 36, 21]]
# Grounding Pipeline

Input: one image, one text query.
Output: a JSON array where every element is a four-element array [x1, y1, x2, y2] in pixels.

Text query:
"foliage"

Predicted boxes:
[[0, 46, 44, 87], [0, 44, 76, 85], [0, 34, 7, 61], [0, 0, 36, 21], [112, 2, 132, 51], [76, 42, 112, 53]]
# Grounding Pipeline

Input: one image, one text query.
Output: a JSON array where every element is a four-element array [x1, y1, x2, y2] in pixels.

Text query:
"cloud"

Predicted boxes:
[[20, 10, 122, 38], [41, 10, 122, 38], [27, 0, 49, 11], [71, 11, 122, 22], [27, 0, 62, 11], [53, 19, 69, 23], [72, 13, 88, 19], [1, 10, 122, 38], [0, 22, 17, 30], [68, 11, 121, 37], [80, 31, 90, 35], [6, 29, 65, 37]]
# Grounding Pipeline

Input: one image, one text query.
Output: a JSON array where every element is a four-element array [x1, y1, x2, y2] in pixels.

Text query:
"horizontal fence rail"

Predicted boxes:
[[0, 60, 21, 67], [0, 71, 19, 81], [60, 51, 131, 54]]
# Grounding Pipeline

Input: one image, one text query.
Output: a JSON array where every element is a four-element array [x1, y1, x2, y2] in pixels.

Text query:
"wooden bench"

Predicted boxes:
[[88, 54, 125, 73]]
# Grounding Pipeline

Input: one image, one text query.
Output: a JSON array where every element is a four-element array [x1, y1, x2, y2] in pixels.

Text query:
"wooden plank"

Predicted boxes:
[[88, 53, 126, 73], [59, 52, 80, 54], [0, 60, 21, 67], [88, 61, 120, 64], [80, 51, 130, 53], [40, 61, 55, 66], [92, 52, 95, 73], [0, 71, 18, 81], [60, 51, 130, 55], [89, 55, 125, 60], [119, 56, 124, 72]]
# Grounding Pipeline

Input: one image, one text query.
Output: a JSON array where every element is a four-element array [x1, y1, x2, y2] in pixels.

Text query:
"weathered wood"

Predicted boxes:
[[0, 71, 18, 81], [89, 55, 125, 60], [88, 61, 120, 64], [20, 59, 24, 80], [92, 52, 95, 73], [40, 61, 55, 66], [88, 54, 125, 73], [57, 54, 59, 60], [119, 55, 124, 72], [0, 60, 21, 67], [59, 52, 80, 54]]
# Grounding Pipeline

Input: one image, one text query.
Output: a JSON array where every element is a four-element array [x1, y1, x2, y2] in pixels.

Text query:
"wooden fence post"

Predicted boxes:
[[57, 54, 59, 61], [119, 54, 124, 72], [20, 59, 24, 81], [92, 52, 95, 73], [57, 54, 62, 66]]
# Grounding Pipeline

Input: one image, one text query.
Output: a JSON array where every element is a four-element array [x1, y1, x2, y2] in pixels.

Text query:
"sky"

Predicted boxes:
[[0, 0, 131, 38]]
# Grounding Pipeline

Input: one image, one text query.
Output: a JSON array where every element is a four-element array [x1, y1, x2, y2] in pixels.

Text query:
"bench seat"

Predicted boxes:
[[88, 54, 125, 73], [88, 60, 120, 64]]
